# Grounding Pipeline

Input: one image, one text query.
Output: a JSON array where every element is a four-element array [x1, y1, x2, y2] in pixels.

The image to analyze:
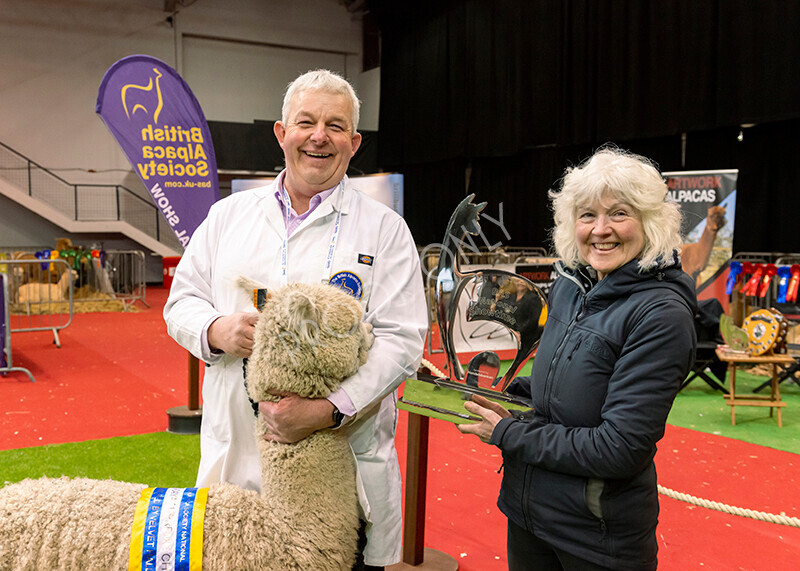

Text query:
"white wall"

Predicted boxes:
[[0, 0, 378, 281], [0, 0, 377, 190]]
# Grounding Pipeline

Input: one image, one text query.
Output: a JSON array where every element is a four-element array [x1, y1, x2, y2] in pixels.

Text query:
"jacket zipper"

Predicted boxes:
[[541, 299, 586, 420], [540, 264, 590, 420]]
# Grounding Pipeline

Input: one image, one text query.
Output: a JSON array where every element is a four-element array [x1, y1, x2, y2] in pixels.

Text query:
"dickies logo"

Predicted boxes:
[[358, 254, 374, 266]]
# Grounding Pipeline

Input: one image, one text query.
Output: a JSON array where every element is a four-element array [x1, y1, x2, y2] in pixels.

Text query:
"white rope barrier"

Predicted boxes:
[[420, 357, 447, 380], [418, 360, 800, 528], [657, 485, 800, 528]]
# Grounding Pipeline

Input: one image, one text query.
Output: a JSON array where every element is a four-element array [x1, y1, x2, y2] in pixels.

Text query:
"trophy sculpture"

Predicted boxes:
[[398, 194, 548, 423]]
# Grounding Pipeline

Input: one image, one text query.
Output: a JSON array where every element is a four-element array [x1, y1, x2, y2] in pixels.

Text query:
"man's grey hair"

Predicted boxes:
[[281, 69, 361, 132]]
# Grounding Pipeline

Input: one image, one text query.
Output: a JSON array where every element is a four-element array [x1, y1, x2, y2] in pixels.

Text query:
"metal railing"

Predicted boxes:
[[0, 248, 148, 312], [104, 250, 149, 309], [1, 272, 35, 382], [0, 141, 180, 250], [1, 258, 74, 348], [730, 251, 800, 320]]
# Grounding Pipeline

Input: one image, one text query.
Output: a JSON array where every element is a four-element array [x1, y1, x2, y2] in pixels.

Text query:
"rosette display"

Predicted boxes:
[[726, 260, 742, 295]]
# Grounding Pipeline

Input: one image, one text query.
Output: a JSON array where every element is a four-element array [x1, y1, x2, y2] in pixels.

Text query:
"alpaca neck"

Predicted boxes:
[[257, 430, 357, 519], [253, 429, 361, 569]]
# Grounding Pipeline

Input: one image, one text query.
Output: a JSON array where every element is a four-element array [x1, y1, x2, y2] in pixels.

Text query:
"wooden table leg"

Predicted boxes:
[[772, 363, 783, 427], [769, 363, 775, 419]]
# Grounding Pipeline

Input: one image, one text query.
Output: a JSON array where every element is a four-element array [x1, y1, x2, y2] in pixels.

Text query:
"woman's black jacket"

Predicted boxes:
[[491, 257, 697, 570]]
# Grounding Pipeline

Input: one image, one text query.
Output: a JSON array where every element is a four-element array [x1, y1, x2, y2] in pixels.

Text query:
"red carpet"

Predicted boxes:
[[0, 287, 195, 448], [414, 421, 800, 570], [2, 286, 800, 569], [654, 425, 800, 570]]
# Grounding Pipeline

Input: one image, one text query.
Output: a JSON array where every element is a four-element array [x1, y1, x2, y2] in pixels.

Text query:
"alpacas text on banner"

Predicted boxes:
[[96, 55, 220, 248], [664, 169, 737, 290], [129, 487, 208, 571]]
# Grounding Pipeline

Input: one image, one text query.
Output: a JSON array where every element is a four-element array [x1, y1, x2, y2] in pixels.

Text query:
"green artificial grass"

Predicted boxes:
[[0, 432, 200, 489], [1, 362, 798, 491], [669, 368, 800, 455]]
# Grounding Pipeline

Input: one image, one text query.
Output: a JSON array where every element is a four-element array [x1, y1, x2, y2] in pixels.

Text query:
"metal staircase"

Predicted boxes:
[[0, 141, 181, 257]]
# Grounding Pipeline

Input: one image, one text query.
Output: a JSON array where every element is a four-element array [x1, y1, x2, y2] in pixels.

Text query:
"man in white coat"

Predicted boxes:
[[164, 69, 428, 570]]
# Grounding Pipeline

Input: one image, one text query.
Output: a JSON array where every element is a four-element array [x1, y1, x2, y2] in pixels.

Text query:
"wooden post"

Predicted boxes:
[[388, 411, 458, 570], [403, 413, 429, 565], [166, 350, 203, 434], [188, 352, 200, 410]]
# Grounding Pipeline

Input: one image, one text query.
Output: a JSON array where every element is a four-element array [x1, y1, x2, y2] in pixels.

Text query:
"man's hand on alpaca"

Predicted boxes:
[[207, 312, 259, 358], [258, 393, 336, 443]]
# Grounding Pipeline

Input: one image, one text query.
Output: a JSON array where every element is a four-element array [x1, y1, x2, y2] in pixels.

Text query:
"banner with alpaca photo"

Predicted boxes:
[[663, 169, 737, 294], [96, 55, 220, 248]]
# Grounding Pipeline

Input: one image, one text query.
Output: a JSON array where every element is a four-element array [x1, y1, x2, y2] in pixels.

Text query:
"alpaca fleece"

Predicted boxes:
[[0, 282, 368, 570], [17, 268, 74, 304]]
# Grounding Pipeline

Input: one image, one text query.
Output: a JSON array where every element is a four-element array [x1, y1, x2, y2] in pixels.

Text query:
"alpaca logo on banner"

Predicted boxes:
[[96, 55, 220, 248], [122, 68, 164, 122]]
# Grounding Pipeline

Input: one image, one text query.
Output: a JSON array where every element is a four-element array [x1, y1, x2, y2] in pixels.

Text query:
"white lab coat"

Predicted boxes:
[[163, 174, 428, 566]]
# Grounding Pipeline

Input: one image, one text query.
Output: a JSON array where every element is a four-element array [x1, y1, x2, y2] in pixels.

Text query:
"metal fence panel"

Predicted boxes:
[[105, 250, 149, 309], [0, 248, 148, 310], [0, 272, 35, 381], [2, 258, 73, 347]]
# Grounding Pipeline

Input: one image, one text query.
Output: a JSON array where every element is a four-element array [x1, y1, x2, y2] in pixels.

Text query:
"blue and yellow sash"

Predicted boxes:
[[129, 487, 208, 571]]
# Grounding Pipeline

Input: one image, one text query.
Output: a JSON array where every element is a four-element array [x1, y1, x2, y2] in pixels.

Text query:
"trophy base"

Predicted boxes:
[[398, 373, 532, 425]]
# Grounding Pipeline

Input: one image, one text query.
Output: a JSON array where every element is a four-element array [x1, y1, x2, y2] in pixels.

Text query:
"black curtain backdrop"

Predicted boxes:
[[735, 120, 800, 254], [368, 0, 800, 253]]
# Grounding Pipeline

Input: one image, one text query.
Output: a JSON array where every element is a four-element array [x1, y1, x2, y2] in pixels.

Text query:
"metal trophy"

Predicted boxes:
[[398, 194, 548, 423]]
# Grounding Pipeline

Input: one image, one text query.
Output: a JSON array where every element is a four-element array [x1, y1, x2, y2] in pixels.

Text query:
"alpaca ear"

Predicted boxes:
[[286, 291, 322, 346], [236, 275, 268, 292], [236, 276, 270, 312]]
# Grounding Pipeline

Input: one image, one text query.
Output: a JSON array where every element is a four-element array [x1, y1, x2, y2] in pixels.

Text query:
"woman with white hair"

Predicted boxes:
[[459, 146, 697, 570]]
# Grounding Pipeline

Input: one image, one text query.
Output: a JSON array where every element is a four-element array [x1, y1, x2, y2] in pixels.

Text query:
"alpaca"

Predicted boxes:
[[8, 251, 38, 287], [17, 267, 75, 305], [10, 250, 67, 286], [0, 282, 372, 571], [681, 205, 727, 284]]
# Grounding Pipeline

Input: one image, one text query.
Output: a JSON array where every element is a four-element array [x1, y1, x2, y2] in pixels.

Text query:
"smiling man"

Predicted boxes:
[[164, 70, 428, 571], [275, 86, 362, 212]]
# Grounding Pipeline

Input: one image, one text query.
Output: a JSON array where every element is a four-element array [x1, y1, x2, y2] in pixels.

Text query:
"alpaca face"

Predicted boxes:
[[245, 282, 372, 402]]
